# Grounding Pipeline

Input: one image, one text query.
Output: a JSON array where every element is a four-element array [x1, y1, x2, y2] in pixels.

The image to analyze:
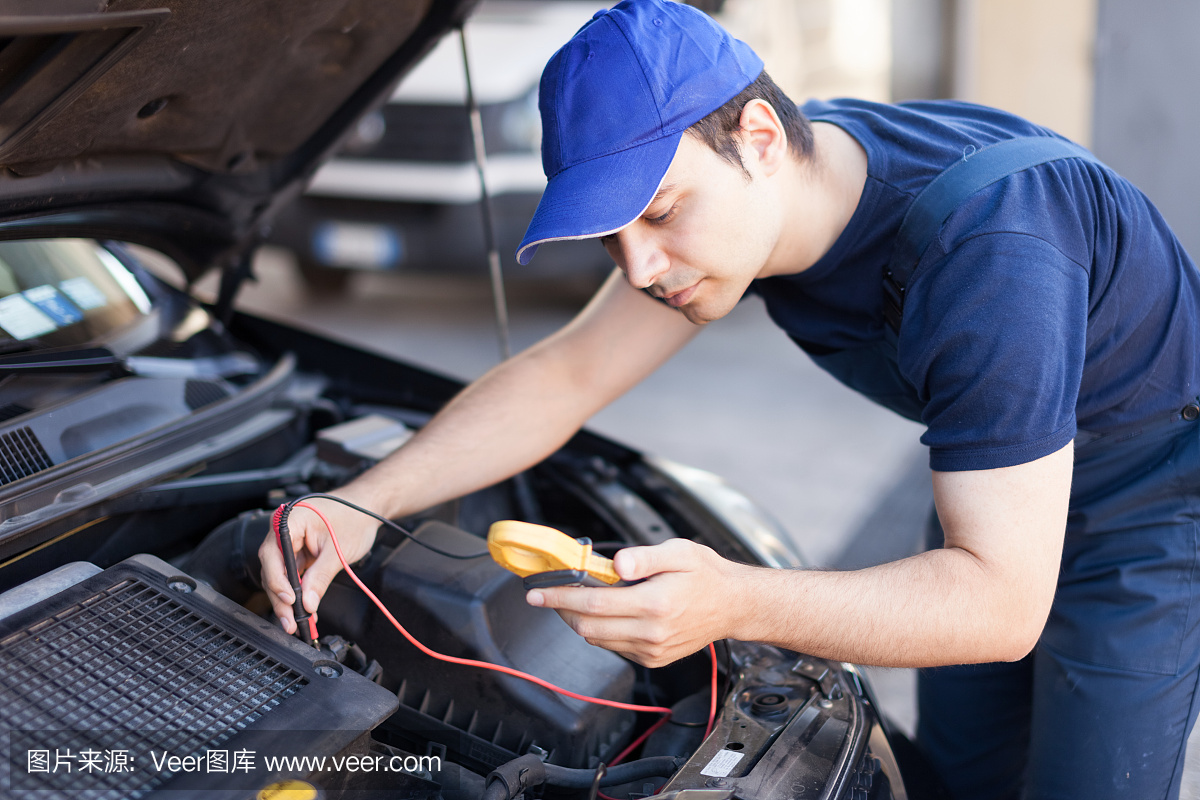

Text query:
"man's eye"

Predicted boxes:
[[647, 206, 677, 225]]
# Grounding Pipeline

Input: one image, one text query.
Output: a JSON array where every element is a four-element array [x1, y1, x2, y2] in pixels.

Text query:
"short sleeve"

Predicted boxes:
[[898, 231, 1089, 472]]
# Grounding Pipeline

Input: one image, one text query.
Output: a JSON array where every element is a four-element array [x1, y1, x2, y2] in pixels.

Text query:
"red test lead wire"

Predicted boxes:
[[706, 642, 717, 738]]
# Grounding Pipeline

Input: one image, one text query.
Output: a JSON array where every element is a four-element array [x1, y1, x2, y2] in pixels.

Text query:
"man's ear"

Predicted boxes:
[[737, 99, 789, 177]]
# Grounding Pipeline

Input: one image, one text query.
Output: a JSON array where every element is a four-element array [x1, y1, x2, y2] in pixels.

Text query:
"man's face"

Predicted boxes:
[[600, 133, 782, 325]]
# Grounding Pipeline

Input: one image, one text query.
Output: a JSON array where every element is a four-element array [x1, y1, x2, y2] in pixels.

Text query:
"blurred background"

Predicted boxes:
[[207, 0, 1198, 791]]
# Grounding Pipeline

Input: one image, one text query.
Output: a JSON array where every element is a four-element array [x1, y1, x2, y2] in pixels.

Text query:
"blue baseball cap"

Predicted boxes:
[[515, 0, 763, 265]]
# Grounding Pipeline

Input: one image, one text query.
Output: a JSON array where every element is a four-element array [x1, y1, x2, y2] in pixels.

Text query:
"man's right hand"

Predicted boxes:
[[258, 493, 379, 635]]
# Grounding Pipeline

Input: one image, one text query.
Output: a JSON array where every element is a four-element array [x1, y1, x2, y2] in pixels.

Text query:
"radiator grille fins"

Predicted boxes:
[[0, 425, 53, 486], [1, 578, 307, 799]]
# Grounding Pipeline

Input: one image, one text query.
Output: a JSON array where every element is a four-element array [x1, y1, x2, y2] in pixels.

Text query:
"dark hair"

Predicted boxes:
[[687, 70, 813, 178]]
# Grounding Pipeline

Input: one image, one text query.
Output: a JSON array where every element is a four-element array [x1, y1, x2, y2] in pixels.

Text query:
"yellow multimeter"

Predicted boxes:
[[487, 520, 627, 589]]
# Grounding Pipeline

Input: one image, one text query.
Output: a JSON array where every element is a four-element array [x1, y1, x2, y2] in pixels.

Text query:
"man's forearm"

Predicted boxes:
[[731, 447, 1071, 667], [728, 548, 1047, 668]]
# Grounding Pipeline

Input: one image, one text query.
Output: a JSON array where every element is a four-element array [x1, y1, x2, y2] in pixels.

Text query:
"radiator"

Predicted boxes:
[[0, 554, 398, 799]]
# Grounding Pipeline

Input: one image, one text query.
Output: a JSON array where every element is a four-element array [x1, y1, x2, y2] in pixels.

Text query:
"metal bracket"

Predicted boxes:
[[791, 658, 843, 700]]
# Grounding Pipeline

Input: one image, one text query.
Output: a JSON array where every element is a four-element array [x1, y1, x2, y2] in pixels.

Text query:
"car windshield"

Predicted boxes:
[[0, 239, 151, 355]]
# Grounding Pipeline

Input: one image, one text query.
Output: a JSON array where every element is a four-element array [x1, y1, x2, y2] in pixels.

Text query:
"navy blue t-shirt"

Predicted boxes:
[[751, 98, 1200, 472]]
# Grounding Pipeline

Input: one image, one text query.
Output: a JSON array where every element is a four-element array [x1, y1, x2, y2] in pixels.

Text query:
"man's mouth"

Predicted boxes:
[[662, 282, 700, 308]]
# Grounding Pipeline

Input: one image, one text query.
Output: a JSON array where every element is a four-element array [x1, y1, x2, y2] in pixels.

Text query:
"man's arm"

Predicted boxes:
[[530, 441, 1072, 668], [260, 270, 701, 633]]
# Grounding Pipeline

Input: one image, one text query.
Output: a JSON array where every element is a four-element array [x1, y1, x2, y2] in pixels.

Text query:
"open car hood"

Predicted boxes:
[[0, 0, 478, 282]]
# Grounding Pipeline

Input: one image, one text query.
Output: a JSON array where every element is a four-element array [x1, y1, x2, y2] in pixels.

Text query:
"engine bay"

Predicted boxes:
[[0, 257, 905, 799]]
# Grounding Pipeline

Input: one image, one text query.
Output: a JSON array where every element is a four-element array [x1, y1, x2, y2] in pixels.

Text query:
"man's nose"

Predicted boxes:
[[612, 229, 669, 290]]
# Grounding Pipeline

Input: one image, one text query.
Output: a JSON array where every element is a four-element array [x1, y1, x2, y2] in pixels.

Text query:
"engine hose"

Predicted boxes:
[[545, 756, 686, 788], [176, 509, 270, 604], [482, 754, 686, 800], [482, 755, 544, 800]]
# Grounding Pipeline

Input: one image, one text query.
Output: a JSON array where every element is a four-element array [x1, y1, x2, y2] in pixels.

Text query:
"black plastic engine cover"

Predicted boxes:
[[361, 521, 636, 769]]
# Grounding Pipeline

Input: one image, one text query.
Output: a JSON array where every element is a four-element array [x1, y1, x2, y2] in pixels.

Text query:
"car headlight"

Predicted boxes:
[[646, 455, 807, 568], [499, 87, 541, 152], [343, 110, 387, 155]]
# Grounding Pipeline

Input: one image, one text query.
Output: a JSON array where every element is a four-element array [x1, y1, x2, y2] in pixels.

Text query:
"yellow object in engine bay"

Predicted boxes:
[[487, 520, 621, 586]]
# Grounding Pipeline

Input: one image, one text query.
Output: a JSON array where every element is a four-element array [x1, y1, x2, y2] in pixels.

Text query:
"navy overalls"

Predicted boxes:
[[770, 134, 1200, 798], [918, 408, 1200, 799]]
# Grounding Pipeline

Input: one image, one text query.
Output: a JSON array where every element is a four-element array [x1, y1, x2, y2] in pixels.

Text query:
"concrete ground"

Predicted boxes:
[[211, 248, 1197, 796]]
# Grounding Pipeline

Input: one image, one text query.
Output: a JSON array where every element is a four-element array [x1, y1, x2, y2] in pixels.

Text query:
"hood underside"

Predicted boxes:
[[0, 0, 477, 278]]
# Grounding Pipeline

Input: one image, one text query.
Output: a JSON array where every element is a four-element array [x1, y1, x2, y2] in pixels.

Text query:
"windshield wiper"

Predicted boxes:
[[0, 340, 35, 357], [0, 347, 263, 379], [0, 347, 130, 376]]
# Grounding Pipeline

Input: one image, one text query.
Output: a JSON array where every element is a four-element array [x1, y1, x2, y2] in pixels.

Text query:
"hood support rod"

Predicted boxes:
[[459, 24, 541, 524], [459, 24, 512, 362]]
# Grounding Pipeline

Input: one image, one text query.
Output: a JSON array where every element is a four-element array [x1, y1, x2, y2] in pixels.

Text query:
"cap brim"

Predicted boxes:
[[516, 131, 683, 265]]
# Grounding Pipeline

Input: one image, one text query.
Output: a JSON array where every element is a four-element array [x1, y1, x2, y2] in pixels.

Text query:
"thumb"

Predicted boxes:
[[613, 540, 688, 581]]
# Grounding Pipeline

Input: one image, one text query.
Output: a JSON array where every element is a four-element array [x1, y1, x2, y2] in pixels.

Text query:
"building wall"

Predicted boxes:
[[950, 0, 1096, 146], [718, 0, 892, 103], [890, 0, 952, 101], [939, 0, 1196, 256], [1091, 0, 1200, 259]]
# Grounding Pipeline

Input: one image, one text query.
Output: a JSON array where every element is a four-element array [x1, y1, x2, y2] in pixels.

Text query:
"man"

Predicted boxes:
[[261, 1, 1200, 797]]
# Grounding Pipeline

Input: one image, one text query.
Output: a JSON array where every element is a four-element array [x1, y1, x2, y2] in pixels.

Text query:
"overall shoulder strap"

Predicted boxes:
[[882, 136, 1099, 333]]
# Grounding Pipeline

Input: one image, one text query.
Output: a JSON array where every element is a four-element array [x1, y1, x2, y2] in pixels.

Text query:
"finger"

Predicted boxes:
[[613, 539, 699, 581], [258, 533, 299, 631], [555, 611, 680, 667], [555, 606, 627, 643], [298, 542, 347, 615], [527, 585, 643, 617], [259, 536, 292, 601], [569, 612, 664, 647]]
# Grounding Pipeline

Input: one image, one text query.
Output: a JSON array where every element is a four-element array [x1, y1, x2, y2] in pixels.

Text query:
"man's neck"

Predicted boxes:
[[760, 121, 868, 278]]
